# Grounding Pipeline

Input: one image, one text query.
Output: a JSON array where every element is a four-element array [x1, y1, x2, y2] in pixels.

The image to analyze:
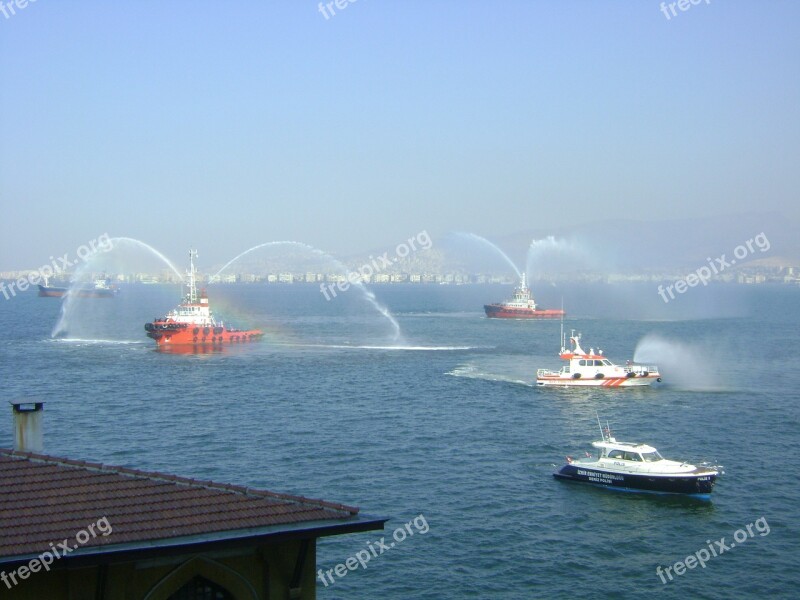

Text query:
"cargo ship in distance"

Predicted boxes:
[[144, 250, 263, 348], [484, 274, 565, 319], [38, 277, 118, 298]]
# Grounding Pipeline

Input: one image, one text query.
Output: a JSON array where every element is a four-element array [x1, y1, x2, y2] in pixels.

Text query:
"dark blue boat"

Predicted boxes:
[[554, 422, 721, 496]]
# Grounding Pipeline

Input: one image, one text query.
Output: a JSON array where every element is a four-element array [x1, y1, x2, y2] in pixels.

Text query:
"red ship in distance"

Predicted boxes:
[[483, 274, 565, 319]]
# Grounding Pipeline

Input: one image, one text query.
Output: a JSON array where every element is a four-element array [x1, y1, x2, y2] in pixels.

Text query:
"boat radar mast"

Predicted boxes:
[[186, 249, 199, 304]]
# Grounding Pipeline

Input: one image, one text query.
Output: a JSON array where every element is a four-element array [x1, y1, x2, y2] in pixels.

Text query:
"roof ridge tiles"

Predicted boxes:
[[0, 449, 360, 515]]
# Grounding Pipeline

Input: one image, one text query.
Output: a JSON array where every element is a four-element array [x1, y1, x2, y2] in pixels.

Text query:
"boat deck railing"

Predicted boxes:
[[624, 365, 659, 374], [537, 368, 562, 378]]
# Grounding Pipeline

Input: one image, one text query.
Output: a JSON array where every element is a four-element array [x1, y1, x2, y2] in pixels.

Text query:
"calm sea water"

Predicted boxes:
[[1, 282, 798, 599]]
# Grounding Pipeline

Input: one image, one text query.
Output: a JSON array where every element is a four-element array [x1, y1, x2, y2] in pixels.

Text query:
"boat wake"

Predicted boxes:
[[297, 344, 482, 351], [49, 338, 146, 346], [395, 311, 479, 319], [446, 364, 535, 387]]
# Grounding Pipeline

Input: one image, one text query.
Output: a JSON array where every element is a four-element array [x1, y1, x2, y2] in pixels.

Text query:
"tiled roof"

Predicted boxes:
[[0, 449, 364, 561]]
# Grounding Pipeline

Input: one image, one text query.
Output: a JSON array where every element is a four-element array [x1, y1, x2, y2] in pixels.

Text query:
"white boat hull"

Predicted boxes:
[[536, 375, 660, 387]]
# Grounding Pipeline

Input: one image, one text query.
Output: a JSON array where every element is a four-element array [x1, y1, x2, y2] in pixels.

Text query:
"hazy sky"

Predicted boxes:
[[1, 1, 798, 269]]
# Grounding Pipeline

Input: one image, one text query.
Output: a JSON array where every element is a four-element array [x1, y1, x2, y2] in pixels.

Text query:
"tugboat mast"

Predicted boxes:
[[186, 249, 198, 304]]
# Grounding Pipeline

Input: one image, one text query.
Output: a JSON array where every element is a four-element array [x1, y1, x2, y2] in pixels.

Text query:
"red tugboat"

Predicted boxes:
[[484, 274, 565, 319], [144, 250, 263, 348]]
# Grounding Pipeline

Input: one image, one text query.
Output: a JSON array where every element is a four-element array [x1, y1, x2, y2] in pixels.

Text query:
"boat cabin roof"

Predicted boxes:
[[560, 353, 608, 360], [591, 439, 657, 454]]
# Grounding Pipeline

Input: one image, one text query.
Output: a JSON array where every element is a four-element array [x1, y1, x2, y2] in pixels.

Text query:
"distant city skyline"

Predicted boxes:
[[2, 211, 797, 281], [1, 210, 798, 274], [2, 2, 798, 269]]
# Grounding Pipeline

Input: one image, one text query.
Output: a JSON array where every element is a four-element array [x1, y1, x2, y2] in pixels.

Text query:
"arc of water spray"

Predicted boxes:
[[454, 232, 522, 279], [214, 241, 402, 342], [526, 235, 590, 282], [212, 241, 295, 281], [51, 237, 185, 338], [111, 237, 185, 281], [526, 236, 557, 282]]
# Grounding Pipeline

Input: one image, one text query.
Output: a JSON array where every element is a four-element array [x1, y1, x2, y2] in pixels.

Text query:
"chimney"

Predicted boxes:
[[11, 401, 44, 453]]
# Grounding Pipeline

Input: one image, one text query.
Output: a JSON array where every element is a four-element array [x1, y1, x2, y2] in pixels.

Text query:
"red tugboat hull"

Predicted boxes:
[[484, 304, 565, 319], [145, 323, 263, 347]]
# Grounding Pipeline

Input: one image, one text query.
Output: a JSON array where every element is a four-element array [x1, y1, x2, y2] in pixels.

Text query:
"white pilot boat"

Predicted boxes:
[[536, 330, 661, 387], [554, 419, 721, 496]]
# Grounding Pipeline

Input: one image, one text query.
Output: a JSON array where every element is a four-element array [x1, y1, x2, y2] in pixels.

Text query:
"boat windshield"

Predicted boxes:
[[641, 451, 664, 462]]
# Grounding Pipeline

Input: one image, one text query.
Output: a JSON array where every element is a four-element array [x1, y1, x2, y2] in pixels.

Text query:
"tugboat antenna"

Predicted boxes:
[[187, 249, 198, 304]]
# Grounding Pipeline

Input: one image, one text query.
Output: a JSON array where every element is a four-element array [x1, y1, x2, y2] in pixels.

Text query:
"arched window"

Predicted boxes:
[[167, 576, 235, 600]]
